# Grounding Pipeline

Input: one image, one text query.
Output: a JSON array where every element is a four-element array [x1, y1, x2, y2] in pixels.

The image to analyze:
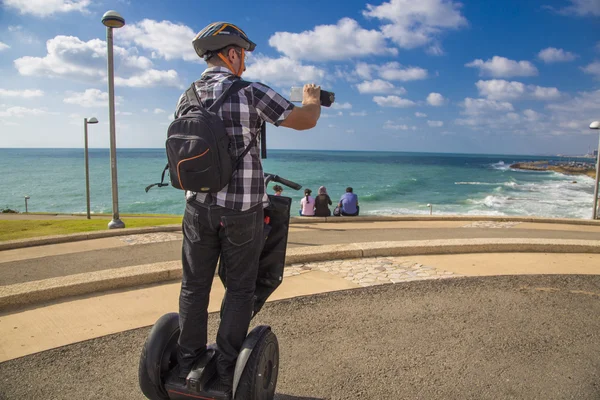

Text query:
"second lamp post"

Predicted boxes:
[[102, 10, 126, 229], [84, 117, 98, 219]]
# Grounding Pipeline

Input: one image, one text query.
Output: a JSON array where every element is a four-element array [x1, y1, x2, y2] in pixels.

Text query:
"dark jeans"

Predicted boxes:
[[341, 205, 360, 216], [178, 200, 264, 380]]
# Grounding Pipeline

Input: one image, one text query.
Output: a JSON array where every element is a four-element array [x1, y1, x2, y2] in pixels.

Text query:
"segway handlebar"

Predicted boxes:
[[264, 173, 302, 191]]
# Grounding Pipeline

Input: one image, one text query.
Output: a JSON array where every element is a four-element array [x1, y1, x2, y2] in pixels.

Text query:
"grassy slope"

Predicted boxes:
[[0, 217, 182, 241]]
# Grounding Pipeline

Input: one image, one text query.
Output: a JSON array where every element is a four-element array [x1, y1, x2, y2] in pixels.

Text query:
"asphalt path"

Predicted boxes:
[[3, 226, 600, 285], [1, 275, 599, 399]]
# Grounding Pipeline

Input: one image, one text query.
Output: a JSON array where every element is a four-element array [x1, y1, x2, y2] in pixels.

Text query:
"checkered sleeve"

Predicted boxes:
[[250, 82, 295, 127]]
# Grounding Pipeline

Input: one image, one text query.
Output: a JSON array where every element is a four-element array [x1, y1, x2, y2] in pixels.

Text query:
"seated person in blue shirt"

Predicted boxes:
[[338, 187, 359, 216]]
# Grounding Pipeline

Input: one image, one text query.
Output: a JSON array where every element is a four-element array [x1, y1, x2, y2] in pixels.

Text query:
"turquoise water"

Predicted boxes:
[[0, 149, 596, 219]]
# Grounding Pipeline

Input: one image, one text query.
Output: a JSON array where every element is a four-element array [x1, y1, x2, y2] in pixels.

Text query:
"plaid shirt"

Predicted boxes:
[[175, 67, 294, 211]]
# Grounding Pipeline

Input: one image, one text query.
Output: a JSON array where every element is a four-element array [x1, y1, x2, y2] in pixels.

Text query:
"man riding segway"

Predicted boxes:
[[139, 21, 323, 400]]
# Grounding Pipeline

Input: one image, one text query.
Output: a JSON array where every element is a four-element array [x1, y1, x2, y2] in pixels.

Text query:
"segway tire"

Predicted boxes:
[[235, 330, 279, 400], [139, 312, 180, 400]]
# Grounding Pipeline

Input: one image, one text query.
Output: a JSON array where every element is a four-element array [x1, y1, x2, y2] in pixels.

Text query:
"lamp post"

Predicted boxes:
[[24, 196, 30, 213], [427, 203, 432, 215], [102, 10, 126, 229], [84, 117, 99, 219], [590, 121, 600, 219]]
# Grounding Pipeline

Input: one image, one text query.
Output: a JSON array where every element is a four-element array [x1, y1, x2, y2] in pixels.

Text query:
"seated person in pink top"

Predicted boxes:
[[300, 188, 315, 216]]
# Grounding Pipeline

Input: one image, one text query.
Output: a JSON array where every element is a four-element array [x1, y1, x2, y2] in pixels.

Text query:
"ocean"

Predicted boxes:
[[0, 148, 596, 219]]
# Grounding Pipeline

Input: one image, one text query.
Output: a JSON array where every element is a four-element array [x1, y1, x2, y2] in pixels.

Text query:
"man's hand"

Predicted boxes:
[[302, 83, 321, 106], [281, 83, 321, 130]]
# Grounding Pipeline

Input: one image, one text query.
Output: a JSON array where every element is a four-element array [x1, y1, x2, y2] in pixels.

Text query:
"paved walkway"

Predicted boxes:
[[2, 251, 599, 362], [3, 220, 600, 285], [2, 274, 599, 400], [0, 218, 599, 399]]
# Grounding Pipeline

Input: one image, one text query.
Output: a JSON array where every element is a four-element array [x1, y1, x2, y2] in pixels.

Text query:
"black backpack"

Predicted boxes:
[[146, 79, 256, 193]]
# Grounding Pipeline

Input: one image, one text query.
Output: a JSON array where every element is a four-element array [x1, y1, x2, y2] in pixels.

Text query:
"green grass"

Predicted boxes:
[[0, 217, 182, 241]]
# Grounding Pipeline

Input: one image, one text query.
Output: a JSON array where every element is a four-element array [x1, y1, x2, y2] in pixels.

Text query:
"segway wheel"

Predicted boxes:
[[235, 330, 279, 400], [139, 313, 180, 400]]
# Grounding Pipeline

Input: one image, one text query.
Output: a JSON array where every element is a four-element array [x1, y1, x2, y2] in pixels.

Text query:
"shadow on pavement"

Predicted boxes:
[[275, 394, 324, 400]]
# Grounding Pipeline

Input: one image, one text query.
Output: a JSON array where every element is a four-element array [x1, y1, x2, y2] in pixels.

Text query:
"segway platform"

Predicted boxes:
[[139, 313, 279, 400]]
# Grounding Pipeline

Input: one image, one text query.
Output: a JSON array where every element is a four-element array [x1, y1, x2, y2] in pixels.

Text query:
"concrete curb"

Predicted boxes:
[[1, 238, 599, 311], [2, 215, 600, 251], [0, 225, 182, 251]]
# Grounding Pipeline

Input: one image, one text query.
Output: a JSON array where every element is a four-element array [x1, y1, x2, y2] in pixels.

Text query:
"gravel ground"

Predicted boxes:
[[1, 275, 599, 400]]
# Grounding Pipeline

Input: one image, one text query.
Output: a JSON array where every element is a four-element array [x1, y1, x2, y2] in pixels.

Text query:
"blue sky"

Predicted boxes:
[[0, 0, 598, 155]]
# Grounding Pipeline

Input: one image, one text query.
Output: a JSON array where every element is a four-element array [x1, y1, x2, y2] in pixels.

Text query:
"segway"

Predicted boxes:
[[139, 173, 301, 400]]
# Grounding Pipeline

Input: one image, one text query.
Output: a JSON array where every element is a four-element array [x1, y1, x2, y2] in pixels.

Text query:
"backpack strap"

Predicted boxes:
[[145, 164, 170, 192], [207, 79, 250, 112], [185, 79, 256, 171]]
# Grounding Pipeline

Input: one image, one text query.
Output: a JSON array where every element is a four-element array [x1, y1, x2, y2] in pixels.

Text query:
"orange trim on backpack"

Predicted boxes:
[[177, 148, 210, 189]]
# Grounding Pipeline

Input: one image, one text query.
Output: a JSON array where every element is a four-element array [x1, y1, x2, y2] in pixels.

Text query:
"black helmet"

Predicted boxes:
[[193, 22, 256, 59]]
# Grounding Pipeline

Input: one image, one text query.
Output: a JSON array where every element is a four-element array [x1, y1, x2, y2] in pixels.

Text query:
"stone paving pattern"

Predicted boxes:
[[462, 221, 521, 228], [284, 256, 461, 287], [119, 232, 181, 245], [118, 220, 522, 246]]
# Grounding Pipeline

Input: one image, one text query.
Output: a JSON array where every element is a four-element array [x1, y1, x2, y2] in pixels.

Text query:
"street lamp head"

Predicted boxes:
[[87, 117, 99, 124], [590, 121, 600, 130], [102, 10, 125, 28], [24, 195, 30, 200]]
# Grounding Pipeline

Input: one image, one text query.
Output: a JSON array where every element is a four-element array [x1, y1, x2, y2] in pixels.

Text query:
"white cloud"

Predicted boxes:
[[119, 19, 197, 62], [268, 18, 397, 61], [415, 112, 427, 117], [475, 80, 524, 100], [0, 106, 53, 117], [461, 98, 514, 115], [379, 62, 428, 81], [582, 61, 600, 79], [550, 0, 600, 16], [331, 102, 352, 110], [427, 120, 444, 127], [355, 63, 374, 80], [475, 80, 561, 100], [328, 124, 336, 128], [244, 55, 326, 86], [350, 111, 368, 116], [373, 95, 416, 107], [523, 109, 541, 121], [537, 47, 577, 63], [0, 89, 44, 98], [3, 0, 90, 17], [8, 25, 38, 45], [63, 89, 123, 108], [356, 79, 406, 94], [346, 129, 355, 133], [426, 44, 444, 56], [0, 42, 10, 51], [354, 62, 427, 82], [363, 0, 468, 49], [530, 86, 561, 100], [426, 92, 445, 106], [457, 89, 599, 136], [465, 56, 538, 77], [154, 108, 166, 114], [14, 35, 179, 88], [384, 120, 412, 130], [114, 69, 181, 88]]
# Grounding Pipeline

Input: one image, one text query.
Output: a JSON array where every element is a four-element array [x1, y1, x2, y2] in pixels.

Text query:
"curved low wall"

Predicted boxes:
[[2, 215, 600, 251], [1, 238, 599, 311]]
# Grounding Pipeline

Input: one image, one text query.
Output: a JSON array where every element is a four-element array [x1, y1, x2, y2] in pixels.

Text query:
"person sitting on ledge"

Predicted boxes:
[[338, 186, 359, 216], [300, 188, 315, 216], [314, 186, 332, 216]]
